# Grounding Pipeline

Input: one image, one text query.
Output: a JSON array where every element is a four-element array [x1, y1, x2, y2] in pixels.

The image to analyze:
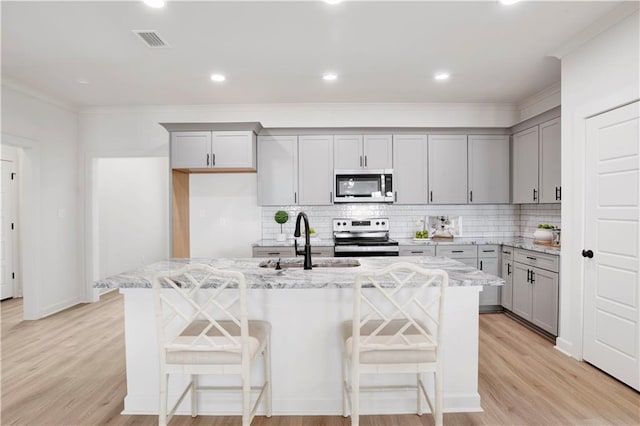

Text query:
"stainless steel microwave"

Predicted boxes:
[[334, 169, 394, 203]]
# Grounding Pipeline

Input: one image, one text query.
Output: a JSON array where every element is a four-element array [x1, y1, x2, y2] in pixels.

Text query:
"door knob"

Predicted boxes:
[[582, 249, 594, 258]]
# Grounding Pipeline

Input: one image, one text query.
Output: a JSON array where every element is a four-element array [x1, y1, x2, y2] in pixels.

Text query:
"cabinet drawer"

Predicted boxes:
[[252, 247, 295, 258], [308, 247, 334, 257], [501, 246, 514, 261], [478, 245, 500, 258], [514, 249, 559, 273], [399, 246, 436, 257], [436, 245, 477, 259]]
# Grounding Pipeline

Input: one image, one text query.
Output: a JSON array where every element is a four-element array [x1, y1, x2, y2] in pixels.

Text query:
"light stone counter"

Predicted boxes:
[[95, 256, 504, 290], [253, 238, 334, 247]]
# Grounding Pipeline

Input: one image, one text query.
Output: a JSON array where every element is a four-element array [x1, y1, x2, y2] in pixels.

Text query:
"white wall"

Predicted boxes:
[[95, 157, 169, 280], [558, 10, 640, 358], [1, 84, 82, 319], [189, 174, 261, 258]]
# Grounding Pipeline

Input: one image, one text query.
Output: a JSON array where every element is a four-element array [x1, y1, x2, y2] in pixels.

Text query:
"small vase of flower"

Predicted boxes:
[[534, 224, 555, 242]]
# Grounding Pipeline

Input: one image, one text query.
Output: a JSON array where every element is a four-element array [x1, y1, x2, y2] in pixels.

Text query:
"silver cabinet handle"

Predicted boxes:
[[430, 191, 433, 203], [206, 153, 210, 166], [212, 153, 216, 166], [470, 190, 473, 203], [526, 256, 537, 260], [411, 251, 424, 254], [330, 192, 332, 203], [294, 192, 297, 203], [364, 155, 368, 167], [480, 260, 483, 270], [394, 191, 397, 202], [359, 156, 363, 167]]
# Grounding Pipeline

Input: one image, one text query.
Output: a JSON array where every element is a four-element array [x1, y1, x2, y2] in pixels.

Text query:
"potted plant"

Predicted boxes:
[[274, 210, 289, 242], [534, 224, 555, 242]]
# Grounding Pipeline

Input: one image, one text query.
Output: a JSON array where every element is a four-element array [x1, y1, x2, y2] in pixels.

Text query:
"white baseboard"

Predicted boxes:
[[122, 392, 482, 416], [554, 337, 574, 358], [39, 296, 84, 319]]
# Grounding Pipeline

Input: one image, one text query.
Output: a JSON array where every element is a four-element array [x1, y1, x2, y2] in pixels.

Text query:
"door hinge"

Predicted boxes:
[[11, 172, 16, 180]]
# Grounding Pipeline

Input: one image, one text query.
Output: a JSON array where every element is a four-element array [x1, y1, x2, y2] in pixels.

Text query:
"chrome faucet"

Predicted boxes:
[[293, 212, 312, 270]]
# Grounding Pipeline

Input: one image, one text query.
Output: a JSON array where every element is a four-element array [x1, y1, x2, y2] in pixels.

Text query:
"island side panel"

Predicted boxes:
[[120, 286, 482, 415]]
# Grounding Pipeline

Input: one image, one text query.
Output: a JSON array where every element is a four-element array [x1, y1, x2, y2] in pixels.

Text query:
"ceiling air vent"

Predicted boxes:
[[133, 30, 169, 48]]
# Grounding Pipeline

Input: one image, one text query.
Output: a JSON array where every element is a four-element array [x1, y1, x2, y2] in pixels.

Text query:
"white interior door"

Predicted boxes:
[[584, 101, 639, 391], [1, 159, 16, 300]]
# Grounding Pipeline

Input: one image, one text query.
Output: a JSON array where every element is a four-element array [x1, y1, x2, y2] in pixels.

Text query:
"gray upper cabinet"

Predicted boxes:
[[334, 135, 363, 169], [171, 131, 256, 170], [428, 135, 468, 204], [257, 135, 298, 206], [539, 118, 561, 203], [171, 131, 212, 169], [512, 126, 540, 203], [210, 131, 257, 169], [363, 135, 393, 169], [468, 135, 510, 203], [334, 134, 393, 169], [298, 135, 334, 205], [512, 117, 561, 204], [393, 135, 428, 204]]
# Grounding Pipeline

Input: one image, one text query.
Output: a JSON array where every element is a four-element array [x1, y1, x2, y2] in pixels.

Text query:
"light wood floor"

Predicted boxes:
[[2, 291, 638, 425]]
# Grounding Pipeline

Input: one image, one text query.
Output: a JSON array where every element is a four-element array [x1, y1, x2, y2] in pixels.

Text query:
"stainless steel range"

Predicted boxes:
[[333, 218, 399, 257]]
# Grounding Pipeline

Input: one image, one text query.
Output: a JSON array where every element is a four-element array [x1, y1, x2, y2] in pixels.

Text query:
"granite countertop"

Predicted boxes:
[[502, 238, 561, 256], [394, 237, 505, 246], [95, 256, 504, 290]]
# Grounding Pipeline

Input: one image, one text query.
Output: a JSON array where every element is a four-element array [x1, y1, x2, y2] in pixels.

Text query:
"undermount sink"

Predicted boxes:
[[258, 258, 361, 269]]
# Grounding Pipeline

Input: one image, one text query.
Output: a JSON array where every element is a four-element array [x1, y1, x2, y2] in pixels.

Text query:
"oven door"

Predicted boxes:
[[334, 170, 393, 203]]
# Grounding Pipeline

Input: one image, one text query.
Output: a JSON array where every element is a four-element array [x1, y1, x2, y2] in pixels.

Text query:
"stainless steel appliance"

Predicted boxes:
[[333, 169, 393, 203], [333, 218, 399, 257]]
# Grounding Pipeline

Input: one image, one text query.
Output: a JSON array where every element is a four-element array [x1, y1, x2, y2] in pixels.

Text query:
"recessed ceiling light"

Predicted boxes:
[[324, 0, 343, 4], [323, 73, 338, 81], [499, 0, 521, 5], [143, 0, 165, 8], [77, 78, 90, 85], [210, 74, 226, 82], [434, 72, 450, 81]]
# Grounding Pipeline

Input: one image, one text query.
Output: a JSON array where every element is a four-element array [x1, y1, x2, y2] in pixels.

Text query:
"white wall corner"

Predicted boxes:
[[517, 82, 561, 123], [548, 1, 640, 59], [554, 337, 574, 358]]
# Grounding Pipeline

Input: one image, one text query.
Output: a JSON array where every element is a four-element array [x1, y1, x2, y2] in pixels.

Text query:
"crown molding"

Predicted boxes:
[[549, 2, 639, 59], [517, 82, 561, 123], [1, 79, 79, 113]]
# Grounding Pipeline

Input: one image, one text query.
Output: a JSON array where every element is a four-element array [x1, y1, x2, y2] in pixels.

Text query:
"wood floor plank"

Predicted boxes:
[[1, 293, 638, 425]]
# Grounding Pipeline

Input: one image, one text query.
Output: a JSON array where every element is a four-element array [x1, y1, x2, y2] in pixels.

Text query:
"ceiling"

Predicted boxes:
[[1, 1, 620, 107]]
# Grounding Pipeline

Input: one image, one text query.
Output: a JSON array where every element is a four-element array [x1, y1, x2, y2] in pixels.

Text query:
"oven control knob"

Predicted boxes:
[[381, 221, 386, 225], [376, 221, 380, 225], [343, 222, 347, 226]]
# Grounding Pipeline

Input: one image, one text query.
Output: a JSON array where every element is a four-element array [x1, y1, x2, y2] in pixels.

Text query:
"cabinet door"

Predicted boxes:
[[257, 136, 298, 206], [364, 135, 393, 169], [298, 135, 334, 205], [211, 131, 256, 169], [171, 131, 211, 169], [393, 135, 428, 204], [468, 135, 510, 203], [531, 266, 559, 335], [428, 135, 468, 204], [334, 135, 363, 169], [501, 260, 513, 310], [539, 118, 561, 204], [512, 127, 539, 203], [512, 263, 533, 321], [479, 257, 501, 306]]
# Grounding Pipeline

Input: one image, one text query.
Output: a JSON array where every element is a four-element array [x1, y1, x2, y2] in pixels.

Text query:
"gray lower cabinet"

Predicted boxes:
[[500, 247, 514, 311], [252, 246, 334, 258], [478, 245, 500, 308], [399, 246, 436, 256], [511, 248, 559, 335], [252, 246, 295, 258]]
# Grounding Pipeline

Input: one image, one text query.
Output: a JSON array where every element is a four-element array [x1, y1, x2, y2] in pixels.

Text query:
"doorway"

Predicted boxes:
[[1, 146, 19, 300]]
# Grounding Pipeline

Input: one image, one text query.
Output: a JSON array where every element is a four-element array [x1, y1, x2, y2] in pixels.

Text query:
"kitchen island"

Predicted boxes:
[[96, 256, 503, 417]]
